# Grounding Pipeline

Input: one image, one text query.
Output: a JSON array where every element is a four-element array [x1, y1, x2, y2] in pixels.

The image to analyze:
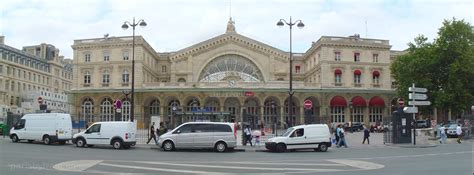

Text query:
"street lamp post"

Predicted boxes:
[[121, 17, 147, 122], [277, 17, 304, 128]]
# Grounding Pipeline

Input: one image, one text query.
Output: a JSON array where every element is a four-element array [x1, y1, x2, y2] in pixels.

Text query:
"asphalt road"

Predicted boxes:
[[0, 137, 472, 175]]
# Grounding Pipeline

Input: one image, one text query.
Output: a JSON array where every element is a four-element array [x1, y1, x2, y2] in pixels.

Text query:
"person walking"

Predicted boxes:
[[244, 125, 253, 146], [146, 122, 157, 144], [456, 124, 463, 144], [157, 122, 167, 137], [337, 125, 348, 148], [362, 125, 370, 144], [335, 124, 341, 145], [439, 125, 447, 144]]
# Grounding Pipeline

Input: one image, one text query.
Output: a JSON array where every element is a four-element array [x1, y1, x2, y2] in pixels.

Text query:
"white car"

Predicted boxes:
[[265, 124, 332, 152], [158, 122, 237, 152], [73, 121, 136, 149], [9, 113, 73, 145]]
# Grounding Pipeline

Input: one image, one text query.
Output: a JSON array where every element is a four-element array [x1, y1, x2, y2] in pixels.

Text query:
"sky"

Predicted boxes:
[[0, 0, 472, 59]]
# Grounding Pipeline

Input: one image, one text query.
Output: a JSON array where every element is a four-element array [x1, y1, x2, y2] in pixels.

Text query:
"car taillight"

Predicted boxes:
[[125, 133, 129, 140]]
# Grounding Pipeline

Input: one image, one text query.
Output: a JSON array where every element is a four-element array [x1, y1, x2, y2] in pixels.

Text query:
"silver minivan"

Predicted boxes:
[[157, 122, 236, 152]]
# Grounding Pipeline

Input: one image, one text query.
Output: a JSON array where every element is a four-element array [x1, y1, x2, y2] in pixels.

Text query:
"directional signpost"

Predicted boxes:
[[408, 83, 430, 145]]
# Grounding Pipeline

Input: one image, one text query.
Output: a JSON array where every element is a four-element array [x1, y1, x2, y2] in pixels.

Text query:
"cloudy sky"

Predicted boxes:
[[0, 0, 472, 59]]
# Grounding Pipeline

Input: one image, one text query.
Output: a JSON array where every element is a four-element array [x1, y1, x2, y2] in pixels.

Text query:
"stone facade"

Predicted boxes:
[[0, 36, 73, 118], [70, 20, 399, 129]]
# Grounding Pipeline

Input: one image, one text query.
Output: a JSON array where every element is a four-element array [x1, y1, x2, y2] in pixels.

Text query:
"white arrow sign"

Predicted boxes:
[[403, 107, 418, 113], [408, 101, 431, 106], [409, 93, 428, 100], [409, 87, 428, 93]]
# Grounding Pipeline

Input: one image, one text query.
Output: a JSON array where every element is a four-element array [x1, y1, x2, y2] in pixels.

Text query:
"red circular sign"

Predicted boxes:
[[38, 97, 44, 104], [304, 100, 313, 109]]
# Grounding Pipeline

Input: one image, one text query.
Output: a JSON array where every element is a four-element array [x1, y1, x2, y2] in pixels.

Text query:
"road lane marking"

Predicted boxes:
[[212, 162, 345, 166], [99, 163, 210, 174], [134, 161, 343, 172], [52, 160, 103, 172], [328, 159, 385, 170]]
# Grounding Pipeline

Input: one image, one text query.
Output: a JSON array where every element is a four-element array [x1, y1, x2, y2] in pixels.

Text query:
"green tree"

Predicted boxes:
[[391, 18, 474, 116]]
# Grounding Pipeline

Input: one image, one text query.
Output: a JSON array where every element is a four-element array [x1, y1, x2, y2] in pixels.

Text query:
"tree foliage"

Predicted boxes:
[[391, 18, 474, 115]]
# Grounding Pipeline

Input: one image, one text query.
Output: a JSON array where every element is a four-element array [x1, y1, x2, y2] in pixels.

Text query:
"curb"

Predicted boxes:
[[385, 144, 438, 148]]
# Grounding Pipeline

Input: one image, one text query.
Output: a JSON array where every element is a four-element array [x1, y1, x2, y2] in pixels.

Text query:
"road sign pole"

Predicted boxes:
[[412, 83, 416, 145]]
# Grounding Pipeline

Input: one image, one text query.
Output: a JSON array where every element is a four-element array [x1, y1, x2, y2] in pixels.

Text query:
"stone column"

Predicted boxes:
[[300, 106, 305, 124], [280, 106, 285, 128]]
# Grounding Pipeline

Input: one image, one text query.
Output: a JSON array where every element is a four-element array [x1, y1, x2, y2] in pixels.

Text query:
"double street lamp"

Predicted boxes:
[[277, 17, 304, 128], [121, 17, 147, 122]]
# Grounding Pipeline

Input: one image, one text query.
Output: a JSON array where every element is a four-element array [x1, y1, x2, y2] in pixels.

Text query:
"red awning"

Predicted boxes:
[[373, 71, 380, 76], [330, 96, 347, 106], [351, 96, 367, 106], [334, 69, 342, 75], [369, 96, 385, 106], [354, 70, 361, 75]]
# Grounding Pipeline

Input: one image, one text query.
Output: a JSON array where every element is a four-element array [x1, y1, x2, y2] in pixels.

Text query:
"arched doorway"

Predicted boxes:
[[243, 98, 259, 129], [330, 96, 347, 124], [350, 96, 367, 123], [284, 97, 300, 127], [264, 97, 280, 133], [224, 97, 240, 123], [303, 96, 320, 124], [166, 98, 180, 128], [369, 96, 385, 125]]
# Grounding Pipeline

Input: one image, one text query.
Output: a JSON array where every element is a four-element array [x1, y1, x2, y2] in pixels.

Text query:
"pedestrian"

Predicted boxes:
[[456, 124, 463, 144], [335, 124, 341, 145], [244, 125, 253, 146], [337, 125, 348, 148], [439, 125, 447, 144], [157, 122, 167, 136], [146, 122, 156, 144], [362, 125, 370, 144]]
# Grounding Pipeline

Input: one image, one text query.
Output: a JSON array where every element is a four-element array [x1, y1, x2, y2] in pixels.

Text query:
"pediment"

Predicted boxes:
[[169, 33, 289, 63]]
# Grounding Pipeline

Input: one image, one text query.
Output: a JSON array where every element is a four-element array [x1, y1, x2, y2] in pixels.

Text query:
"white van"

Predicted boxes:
[[158, 122, 237, 152], [9, 113, 73, 145], [72, 121, 136, 149], [265, 124, 332, 152]]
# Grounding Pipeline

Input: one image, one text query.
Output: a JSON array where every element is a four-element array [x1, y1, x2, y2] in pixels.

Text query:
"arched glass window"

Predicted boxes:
[[199, 54, 263, 82], [81, 98, 94, 123], [186, 99, 200, 112], [100, 98, 113, 121], [122, 100, 131, 121], [149, 100, 160, 115]]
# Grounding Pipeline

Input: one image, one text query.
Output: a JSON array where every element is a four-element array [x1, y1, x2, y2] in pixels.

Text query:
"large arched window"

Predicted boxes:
[[100, 98, 114, 121], [199, 54, 263, 82], [122, 100, 131, 121], [81, 98, 94, 123], [149, 100, 160, 115]]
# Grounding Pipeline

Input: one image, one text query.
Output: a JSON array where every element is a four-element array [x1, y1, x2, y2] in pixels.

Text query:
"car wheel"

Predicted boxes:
[[318, 143, 328, 152], [162, 141, 175, 151], [112, 139, 123, 149], [215, 141, 227, 153], [43, 135, 51, 145], [11, 135, 19, 143], [76, 138, 86, 147], [276, 143, 286, 153]]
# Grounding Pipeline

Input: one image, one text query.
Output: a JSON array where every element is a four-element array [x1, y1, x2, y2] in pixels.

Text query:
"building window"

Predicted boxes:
[[369, 107, 383, 123], [331, 106, 345, 123], [373, 71, 380, 85], [295, 65, 301, 73], [373, 54, 379, 63], [334, 69, 342, 85], [149, 100, 160, 115], [84, 53, 91, 62], [354, 53, 360, 62], [351, 106, 364, 123], [103, 52, 110, 62], [84, 71, 91, 84], [122, 70, 129, 83], [122, 100, 131, 121], [335, 52, 341, 61], [354, 70, 361, 85], [102, 70, 110, 84], [123, 51, 129, 60], [162, 65, 167, 73], [0, 65, 2, 74], [100, 98, 114, 121]]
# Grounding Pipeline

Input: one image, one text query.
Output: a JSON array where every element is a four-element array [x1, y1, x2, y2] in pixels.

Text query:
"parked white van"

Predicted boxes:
[[72, 121, 136, 149], [158, 122, 237, 152], [265, 124, 332, 152], [9, 113, 73, 145]]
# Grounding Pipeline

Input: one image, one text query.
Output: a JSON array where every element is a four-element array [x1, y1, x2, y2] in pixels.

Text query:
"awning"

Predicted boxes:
[[330, 96, 347, 106], [334, 69, 342, 75], [354, 69, 361, 75], [369, 96, 385, 106], [351, 96, 367, 106], [373, 71, 380, 76]]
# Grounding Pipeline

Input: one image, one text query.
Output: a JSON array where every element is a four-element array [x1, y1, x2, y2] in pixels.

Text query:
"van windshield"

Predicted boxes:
[[282, 127, 294, 137]]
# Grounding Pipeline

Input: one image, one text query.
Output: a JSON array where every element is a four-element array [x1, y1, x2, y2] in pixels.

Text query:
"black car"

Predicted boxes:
[[344, 122, 364, 132]]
